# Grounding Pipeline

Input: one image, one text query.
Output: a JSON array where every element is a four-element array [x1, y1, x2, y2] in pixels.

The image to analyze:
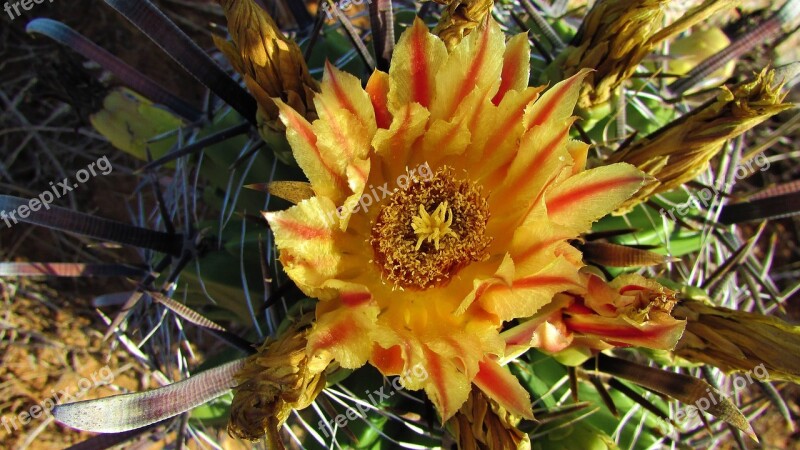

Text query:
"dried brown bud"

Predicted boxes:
[[216, 0, 319, 130], [446, 386, 531, 450], [228, 317, 326, 446], [673, 299, 800, 382], [432, 0, 494, 50], [552, 0, 739, 110], [609, 68, 793, 211]]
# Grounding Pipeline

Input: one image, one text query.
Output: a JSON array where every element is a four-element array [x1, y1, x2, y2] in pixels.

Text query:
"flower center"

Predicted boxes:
[[411, 201, 457, 251], [370, 167, 491, 290]]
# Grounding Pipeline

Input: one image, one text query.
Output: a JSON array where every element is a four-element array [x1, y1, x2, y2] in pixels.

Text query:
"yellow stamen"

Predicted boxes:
[[412, 202, 457, 251]]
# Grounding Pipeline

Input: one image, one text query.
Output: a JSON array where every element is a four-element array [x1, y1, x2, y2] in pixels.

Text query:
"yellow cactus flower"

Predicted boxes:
[[608, 68, 793, 210], [264, 18, 658, 421]]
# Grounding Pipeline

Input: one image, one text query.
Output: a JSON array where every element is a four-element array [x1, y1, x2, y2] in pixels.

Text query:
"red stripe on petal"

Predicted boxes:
[[512, 275, 577, 289], [273, 217, 328, 239], [503, 318, 547, 346], [350, 161, 368, 183], [530, 123, 571, 170], [564, 317, 683, 348], [423, 347, 449, 413], [447, 25, 491, 117], [372, 344, 405, 375], [318, 99, 356, 159], [474, 357, 533, 419], [515, 236, 562, 264], [283, 105, 317, 148], [325, 60, 358, 116], [565, 302, 594, 315], [619, 285, 647, 294], [564, 319, 635, 338], [547, 176, 643, 215], [340, 291, 372, 307], [501, 296, 572, 345], [366, 71, 393, 129], [502, 124, 570, 198], [410, 22, 432, 107], [311, 320, 352, 350], [527, 75, 580, 128], [479, 275, 577, 302], [484, 89, 540, 155], [282, 107, 348, 189], [477, 274, 576, 299], [388, 106, 416, 151], [492, 38, 526, 105], [492, 61, 519, 106], [471, 280, 495, 304], [443, 122, 463, 142]]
